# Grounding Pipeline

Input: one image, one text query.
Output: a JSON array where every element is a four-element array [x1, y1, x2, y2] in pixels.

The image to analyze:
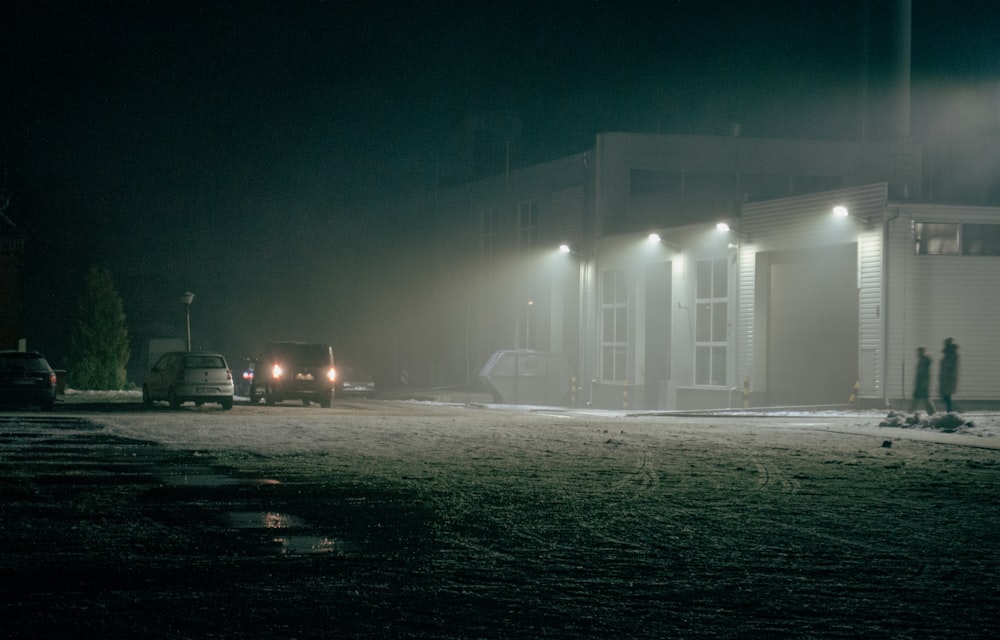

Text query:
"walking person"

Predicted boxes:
[[909, 347, 936, 414], [939, 337, 960, 413]]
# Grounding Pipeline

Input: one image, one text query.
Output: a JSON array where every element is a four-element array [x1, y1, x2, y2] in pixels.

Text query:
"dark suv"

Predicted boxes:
[[248, 342, 336, 407], [0, 350, 57, 410]]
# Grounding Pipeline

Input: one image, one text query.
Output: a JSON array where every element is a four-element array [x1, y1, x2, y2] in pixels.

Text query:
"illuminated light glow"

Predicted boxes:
[[833, 205, 849, 218], [648, 232, 661, 243], [327, 368, 337, 382], [272, 364, 283, 379], [558, 243, 571, 253], [716, 222, 731, 232]]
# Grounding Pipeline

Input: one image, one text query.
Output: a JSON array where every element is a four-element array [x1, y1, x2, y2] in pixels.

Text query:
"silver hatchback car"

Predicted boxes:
[[142, 351, 234, 410]]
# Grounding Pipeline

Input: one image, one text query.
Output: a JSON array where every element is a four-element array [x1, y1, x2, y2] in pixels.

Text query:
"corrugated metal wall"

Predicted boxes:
[[887, 206, 1000, 403], [738, 184, 888, 401]]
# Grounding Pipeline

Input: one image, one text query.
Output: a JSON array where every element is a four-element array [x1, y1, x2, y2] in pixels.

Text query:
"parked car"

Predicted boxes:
[[235, 357, 255, 398], [142, 351, 234, 410], [336, 364, 376, 397], [0, 350, 57, 410], [249, 342, 336, 407]]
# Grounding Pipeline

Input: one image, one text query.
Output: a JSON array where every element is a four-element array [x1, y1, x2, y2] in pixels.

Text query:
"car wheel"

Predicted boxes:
[[247, 385, 257, 404], [319, 390, 333, 408], [221, 397, 233, 410], [168, 388, 181, 409], [265, 386, 276, 406], [42, 398, 55, 411], [142, 385, 153, 408], [302, 398, 311, 407]]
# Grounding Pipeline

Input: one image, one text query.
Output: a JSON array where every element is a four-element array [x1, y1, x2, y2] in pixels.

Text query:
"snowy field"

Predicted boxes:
[[8, 390, 1000, 638]]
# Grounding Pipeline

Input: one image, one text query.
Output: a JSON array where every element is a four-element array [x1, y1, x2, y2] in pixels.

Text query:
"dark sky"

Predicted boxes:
[[1, 1, 997, 376]]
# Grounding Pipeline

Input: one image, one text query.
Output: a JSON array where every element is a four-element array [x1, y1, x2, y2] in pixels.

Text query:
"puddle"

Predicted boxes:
[[225, 511, 356, 555], [227, 511, 306, 529], [270, 535, 358, 556], [161, 473, 243, 487], [160, 468, 282, 487]]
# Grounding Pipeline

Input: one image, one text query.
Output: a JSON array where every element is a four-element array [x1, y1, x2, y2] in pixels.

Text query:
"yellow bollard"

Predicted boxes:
[[743, 376, 750, 408], [848, 380, 859, 407]]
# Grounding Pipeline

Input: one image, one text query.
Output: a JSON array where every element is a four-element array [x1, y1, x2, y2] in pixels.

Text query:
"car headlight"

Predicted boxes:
[[327, 367, 337, 382], [272, 364, 284, 379]]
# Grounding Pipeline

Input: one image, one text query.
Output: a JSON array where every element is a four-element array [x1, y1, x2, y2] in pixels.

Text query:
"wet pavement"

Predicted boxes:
[[0, 414, 431, 638], [3, 404, 1000, 639]]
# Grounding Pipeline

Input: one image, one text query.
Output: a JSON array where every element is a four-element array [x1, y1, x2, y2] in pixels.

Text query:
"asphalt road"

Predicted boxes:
[[2, 401, 999, 639]]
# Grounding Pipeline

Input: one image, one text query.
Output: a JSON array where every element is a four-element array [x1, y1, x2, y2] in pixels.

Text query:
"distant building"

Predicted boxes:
[[431, 132, 926, 408]]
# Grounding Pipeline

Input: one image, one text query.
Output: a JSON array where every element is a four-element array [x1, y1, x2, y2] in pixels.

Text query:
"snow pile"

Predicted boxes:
[[879, 410, 975, 432]]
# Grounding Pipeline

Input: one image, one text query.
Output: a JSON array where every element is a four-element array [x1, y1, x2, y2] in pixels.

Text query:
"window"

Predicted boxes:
[[695, 258, 728, 386], [600, 268, 628, 382], [518, 202, 538, 251], [962, 223, 1000, 256], [914, 222, 959, 255]]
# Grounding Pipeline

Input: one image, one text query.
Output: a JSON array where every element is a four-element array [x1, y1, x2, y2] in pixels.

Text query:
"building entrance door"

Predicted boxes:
[[766, 243, 858, 406]]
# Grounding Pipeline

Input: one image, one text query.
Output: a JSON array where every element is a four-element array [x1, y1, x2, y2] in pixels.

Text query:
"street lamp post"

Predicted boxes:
[[179, 292, 195, 350]]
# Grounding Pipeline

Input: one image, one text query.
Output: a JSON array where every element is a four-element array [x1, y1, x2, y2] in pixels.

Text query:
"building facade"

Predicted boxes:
[[433, 132, 930, 409]]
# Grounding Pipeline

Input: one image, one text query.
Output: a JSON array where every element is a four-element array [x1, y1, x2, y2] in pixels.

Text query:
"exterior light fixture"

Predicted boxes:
[[833, 205, 849, 218], [648, 232, 661, 243], [716, 221, 749, 241], [559, 243, 571, 253]]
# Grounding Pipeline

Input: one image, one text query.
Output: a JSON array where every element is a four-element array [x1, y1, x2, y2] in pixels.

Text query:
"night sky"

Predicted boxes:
[[2, 1, 997, 379]]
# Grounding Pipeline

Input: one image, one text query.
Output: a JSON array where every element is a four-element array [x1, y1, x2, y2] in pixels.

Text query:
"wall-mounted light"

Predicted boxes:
[[716, 221, 749, 241], [559, 243, 571, 253], [833, 205, 849, 218], [648, 232, 661, 243]]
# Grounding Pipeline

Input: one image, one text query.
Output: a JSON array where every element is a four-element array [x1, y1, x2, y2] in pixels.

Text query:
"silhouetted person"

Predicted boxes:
[[939, 337, 959, 413], [909, 347, 936, 414]]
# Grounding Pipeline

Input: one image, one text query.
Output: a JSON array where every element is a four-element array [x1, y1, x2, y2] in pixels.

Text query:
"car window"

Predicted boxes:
[[184, 356, 227, 369], [0, 355, 49, 372], [290, 346, 330, 366]]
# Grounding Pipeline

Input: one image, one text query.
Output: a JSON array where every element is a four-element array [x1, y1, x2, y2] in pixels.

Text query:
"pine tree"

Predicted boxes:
[[67, 266, 131, 390]]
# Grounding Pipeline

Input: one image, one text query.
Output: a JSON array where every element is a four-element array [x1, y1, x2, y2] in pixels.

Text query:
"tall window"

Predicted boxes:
[[601, 268, 628, 382], [518, 201, 538, 251], [695, 258, 727, 386]]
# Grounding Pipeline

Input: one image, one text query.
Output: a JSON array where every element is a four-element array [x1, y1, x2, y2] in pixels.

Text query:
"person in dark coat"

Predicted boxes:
[[939, 337, 959, 413], [910, 347, 936, 414]]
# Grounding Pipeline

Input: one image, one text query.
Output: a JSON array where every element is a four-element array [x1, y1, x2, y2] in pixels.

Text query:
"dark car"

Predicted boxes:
[[249, 342, 336, 407], [142, 351, 235, 410], [0, 350, 57, 410], [336, 364, 376, 397], [235, 357, 255, 398]]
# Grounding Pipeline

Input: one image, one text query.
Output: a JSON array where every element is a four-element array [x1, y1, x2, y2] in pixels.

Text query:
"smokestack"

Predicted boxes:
[[892, 0, 912, 142]]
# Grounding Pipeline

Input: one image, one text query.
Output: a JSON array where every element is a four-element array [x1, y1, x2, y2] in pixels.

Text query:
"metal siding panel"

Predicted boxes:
[[888, 208, 1000, 401], [738, 245, 755, 388], [857, 230, 882, 395]]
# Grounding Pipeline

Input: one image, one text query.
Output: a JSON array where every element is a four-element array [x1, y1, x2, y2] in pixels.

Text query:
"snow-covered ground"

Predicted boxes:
[[62, 388, 1000, 454], [10, 389, 1000, 638]]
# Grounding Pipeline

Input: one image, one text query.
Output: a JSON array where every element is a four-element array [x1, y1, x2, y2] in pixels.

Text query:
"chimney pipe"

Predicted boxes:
[[892, 0, 912, 142]]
